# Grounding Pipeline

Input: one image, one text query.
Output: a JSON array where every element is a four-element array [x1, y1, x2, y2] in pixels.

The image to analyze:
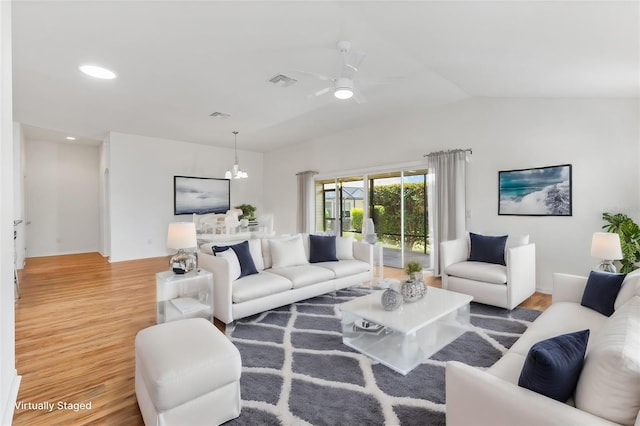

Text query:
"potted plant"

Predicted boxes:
[[401, 260, 426, 303], [601, 212, 640, 273], [234, 204, 257, 221], [404, 260, 423, 281]]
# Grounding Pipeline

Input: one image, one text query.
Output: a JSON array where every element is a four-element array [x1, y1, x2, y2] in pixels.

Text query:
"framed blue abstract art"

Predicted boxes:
[[498, 164, 572, 216]]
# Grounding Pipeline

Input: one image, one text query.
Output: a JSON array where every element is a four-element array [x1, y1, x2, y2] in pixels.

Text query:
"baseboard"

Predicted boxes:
[[2, 372, 22, 425]]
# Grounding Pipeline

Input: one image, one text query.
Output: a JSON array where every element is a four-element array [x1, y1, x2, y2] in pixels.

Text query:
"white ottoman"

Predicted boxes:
[[135, 318, 242, 425]]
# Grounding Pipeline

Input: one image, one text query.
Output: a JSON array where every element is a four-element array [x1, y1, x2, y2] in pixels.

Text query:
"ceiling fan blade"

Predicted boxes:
[[307, 86, 332, 99], [345, 50, 366, 72], [352, 89, 367, 104], [314, 87, 332, 97], [292, 70, 332, 82]]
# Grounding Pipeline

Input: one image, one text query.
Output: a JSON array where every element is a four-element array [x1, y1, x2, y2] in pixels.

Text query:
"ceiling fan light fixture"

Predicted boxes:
[[334, 87, 353, 100], [334, 77, 354, 100]]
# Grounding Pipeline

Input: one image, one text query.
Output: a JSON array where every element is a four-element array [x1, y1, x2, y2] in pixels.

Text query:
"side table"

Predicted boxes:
[[156, 269, 214, 324]]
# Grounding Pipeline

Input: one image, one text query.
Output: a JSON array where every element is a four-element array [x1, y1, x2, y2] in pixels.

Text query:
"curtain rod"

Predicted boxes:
[[423, 148, 472, 157], [296, 170, 319, 176]]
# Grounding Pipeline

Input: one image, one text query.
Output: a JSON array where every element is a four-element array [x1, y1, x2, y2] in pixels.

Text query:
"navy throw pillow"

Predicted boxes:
[[468, 233, 508, 265], [580, 270, 626, 316], [309, 235, 338, 263], [518, 329, 590, 402], [213, 241, 258, 278]]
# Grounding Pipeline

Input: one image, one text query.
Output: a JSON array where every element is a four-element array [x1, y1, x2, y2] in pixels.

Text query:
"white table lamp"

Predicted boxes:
[[167, 222, 198, 274], [590, 232, 623, 273]]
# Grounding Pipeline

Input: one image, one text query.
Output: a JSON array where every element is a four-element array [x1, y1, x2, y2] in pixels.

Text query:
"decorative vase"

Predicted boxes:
[[381, 288, 403, 311], [400, 279, 426, 303]]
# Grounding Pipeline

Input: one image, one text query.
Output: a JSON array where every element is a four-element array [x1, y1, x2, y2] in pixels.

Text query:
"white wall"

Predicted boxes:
[[24, 139, 100, 257], [108, 132, 264, 262], [13, 124, 24, 269], [1, 1, 20, 423], [99, 136, 110, 257], [264, 98, 640, 293]]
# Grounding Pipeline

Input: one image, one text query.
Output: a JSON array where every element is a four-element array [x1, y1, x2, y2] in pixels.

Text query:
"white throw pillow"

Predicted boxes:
[[261, 235, 290, 269], [248, 238, 264, 270], [614, 269, 640, 311], [216, 249, 241, 281], [336, 236, 354, 260], [574, 296, 640, 425], [269, 234, 309, 268]]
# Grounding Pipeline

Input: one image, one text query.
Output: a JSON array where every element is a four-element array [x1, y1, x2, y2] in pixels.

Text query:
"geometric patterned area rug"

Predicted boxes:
[[225, 287, 542, 426]]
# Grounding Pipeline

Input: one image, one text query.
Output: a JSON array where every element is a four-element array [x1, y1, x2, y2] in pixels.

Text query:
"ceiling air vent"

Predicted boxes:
[[209, 112, 231, 119], [268, 74, 298, 88]]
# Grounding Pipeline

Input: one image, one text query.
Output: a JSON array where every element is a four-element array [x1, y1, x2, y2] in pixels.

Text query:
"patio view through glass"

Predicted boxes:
[[315, 169, 430, 269]]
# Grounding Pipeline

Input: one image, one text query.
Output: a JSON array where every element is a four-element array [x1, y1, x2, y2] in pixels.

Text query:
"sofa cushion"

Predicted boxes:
[[260, 236, 290, 269], [309, 235, 338, 263], [214, 241, 258, 279], [445, 261, 507, 284], [575, 296, 640, 425], [508, 302, 607, 358], [518, 329, 590, 402], [270, 265, 335, 289], [336, 236, 354, 260], [614, 268, 640, 310], [468, 232, 508, 265], [581, 270, 625, 316], [214, 248, 241, 281], [315, 260, 371, 278], [232, 271, 292, 304], [269, 234, 309, 268], [247, 239, 264, 270]]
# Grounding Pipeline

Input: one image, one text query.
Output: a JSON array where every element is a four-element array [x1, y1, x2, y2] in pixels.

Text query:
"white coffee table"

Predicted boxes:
[[340, 287, 473, 375]]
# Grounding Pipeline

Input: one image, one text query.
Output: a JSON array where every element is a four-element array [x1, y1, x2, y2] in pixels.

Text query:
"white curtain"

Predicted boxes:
[[427, 150, 468, 275], [296, 170, 318, 233]]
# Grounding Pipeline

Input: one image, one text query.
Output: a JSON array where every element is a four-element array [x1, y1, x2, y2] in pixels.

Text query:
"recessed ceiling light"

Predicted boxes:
[[65, 136, 76, 140], [79, 64, 117, 80]]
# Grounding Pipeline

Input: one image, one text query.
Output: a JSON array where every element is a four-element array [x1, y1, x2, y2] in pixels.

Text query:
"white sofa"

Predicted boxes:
[[198, 234, 374, 324], [446, 269, 640, 426], [440, 234, 536, 310]]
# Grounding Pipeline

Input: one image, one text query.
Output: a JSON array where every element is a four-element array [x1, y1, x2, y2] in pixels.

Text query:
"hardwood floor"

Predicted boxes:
[[13, 253, 551, 425], [14, 253, 165, 425]]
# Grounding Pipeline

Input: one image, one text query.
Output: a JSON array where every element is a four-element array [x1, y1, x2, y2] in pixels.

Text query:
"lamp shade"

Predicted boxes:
[[590, 232, 623, 260], [167, 222, 197, 250]]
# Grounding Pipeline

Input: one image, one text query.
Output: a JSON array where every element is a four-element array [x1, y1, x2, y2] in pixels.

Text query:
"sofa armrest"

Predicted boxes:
[[198, 252, 234, 324], [506, 243, 536, 308], [440, 238, 468, 270], [446, 361, 617, 426], [353, 241, 374, 266], [552, 272, 588, 304]]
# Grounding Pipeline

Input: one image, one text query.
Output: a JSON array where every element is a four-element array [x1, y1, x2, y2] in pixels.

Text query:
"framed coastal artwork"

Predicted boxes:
[[174, 176, 230, 215], [498, 164, 572, 216]]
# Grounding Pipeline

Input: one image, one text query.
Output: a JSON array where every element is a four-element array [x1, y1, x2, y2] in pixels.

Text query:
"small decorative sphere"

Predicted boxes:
[[381, 288, 403, 311]]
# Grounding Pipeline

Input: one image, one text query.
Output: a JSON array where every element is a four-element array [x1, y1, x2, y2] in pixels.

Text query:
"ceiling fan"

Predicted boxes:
[[296, 40, 401, 104]]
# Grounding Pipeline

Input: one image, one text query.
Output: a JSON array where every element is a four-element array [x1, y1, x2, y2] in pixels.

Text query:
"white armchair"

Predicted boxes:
[[440, 234, 536, 310]]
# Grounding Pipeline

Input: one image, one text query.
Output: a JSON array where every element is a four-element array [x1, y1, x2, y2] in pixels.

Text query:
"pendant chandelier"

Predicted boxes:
[[225, 131, 248, 179]]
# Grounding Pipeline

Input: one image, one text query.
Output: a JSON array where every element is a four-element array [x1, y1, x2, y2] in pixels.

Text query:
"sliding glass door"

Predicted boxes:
[[315, 168, 430, 270], [315, 177, 365, 237]]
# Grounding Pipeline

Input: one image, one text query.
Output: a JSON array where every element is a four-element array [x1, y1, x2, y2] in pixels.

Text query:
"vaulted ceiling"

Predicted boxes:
[[11, 1, 639, 152]]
